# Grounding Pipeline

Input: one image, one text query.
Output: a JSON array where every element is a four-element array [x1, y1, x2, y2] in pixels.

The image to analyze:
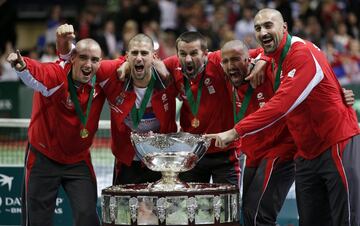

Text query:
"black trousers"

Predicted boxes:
[[242, 158, 295, 226], [113, 160, 162, 185], [179, 149, 240, 185], [22, 145, 100, 226], [296, 134, 360, 226]]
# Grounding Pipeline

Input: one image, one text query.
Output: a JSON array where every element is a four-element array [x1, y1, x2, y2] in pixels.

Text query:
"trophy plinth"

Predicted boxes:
[[131, 132, 210, 191], [101, 132, 240, 226]]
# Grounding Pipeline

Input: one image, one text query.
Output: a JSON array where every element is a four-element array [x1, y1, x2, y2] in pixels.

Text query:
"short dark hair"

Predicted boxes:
[[128, 33, 154, 51], [175, 31, 207, 52]]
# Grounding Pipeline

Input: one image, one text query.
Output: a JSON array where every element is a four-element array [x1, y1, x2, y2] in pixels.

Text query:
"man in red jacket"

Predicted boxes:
[[100, 34, 178, 185], [7, 39, 103, 226], [219, 40, 296, 226], [207, 8, 360, 226], [163, 31, 240, 185]]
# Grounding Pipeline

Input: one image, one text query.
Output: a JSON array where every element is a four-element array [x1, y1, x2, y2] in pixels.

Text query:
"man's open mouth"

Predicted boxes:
[[135, 65, 144, 72], [261, 36, 273, 48], [82, 69, 91, 76], [186, 65, 194, 74]]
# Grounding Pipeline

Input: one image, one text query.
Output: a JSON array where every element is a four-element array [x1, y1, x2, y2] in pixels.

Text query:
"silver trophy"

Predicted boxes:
[[131, 132, 211, 191]]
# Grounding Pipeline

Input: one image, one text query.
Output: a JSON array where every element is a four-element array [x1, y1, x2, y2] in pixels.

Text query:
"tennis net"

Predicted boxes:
[[0, 118, 114, 192]]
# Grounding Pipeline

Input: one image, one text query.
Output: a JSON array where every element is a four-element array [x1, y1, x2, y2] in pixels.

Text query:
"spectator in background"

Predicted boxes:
[[39, 43, 58, 62], [119, 20, 139, 55], [234, 7, 255, 42], [346, 12, 360, 40], [211, 5, 229, 35], [218, 24, 236, 49], [341, 38, 360, 83], [0, 42, 18, 82], [291, 18, 306, 38], [334, 22, 351, 52], [45, 5, 62, 45], [158, 0, 177, 31], [36, 5, 63, 53], [95, 19, 119, 59], [275, 0, 293, 32], [115, 0, 135, 33], [318, 0, 342, 30], [304, 15, 322, 47], [321, 28, 345, 53], [157, 30, 177, 59], [143, 20, 161, 51], [77, 9, 94, 39], [132, 0, 160, 33], [0, 0, 17, 55]]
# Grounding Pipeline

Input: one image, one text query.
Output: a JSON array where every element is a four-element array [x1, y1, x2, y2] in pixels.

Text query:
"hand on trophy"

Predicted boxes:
[[204, 129, 239, 149]]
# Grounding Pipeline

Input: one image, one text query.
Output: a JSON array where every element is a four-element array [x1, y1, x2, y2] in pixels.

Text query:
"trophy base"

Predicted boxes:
[[148, 178, 190, 191], [101, 183, 239, 226]]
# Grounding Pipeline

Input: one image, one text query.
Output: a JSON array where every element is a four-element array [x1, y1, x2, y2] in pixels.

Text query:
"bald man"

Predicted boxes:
[[207, 8, 360, 226], [217, 38, 355, 226], [220, 40, 296, 226], [7, 39, 103, 226]]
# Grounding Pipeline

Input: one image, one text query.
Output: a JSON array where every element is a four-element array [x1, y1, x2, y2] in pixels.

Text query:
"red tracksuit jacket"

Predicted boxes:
[[234, 33, 360, 159], [214, 49, 296, 167], [20, 57, 105, 164], [96, 60, 178, 165], [164, 52, 236, 153]]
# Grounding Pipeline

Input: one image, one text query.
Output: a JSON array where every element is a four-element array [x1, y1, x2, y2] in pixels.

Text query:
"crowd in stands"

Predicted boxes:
[[0, 0, 359, 84]]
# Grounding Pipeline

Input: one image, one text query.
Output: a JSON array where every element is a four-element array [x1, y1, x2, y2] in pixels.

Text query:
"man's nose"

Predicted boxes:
[[185, 55, 192, 62], [83, 58, 92, 66], [135, 53, 143, 60], [259, 27, 268, 36]]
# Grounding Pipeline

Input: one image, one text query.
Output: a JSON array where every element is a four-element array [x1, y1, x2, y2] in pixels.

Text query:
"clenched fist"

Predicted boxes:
[[56, 23, 75, 55]]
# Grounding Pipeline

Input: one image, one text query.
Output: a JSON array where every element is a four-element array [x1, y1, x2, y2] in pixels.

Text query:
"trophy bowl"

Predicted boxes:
[[131, 132, 211, 191]]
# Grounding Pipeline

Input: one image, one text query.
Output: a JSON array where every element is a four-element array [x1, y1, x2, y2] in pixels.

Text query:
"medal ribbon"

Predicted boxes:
[[272, 34, 292, 91], [131, 72, 156, 129], [233, 84, 254, 123], [67, 72, 96, 129], [183, 72, 205, 118]]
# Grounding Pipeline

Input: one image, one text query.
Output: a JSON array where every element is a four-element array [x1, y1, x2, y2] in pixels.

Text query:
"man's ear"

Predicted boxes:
[[283, 22, 288, 32], [70, 55, 75, 63], [204, 49, 209, 56], [70, 50, 77, 63]]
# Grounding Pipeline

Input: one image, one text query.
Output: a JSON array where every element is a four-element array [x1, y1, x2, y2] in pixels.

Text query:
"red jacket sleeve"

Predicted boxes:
[[19, 57, 68, 95], [235, 43, 321, 137], [96, 57, 126, 83]]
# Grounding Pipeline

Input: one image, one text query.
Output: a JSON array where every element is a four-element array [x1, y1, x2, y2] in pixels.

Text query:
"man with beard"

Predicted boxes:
[[56, 25, 177, 185], [163, 31, 240, 185], [7, 39, 103, 226], [219, 40, 296, 226], [206, 8, 360, 226]]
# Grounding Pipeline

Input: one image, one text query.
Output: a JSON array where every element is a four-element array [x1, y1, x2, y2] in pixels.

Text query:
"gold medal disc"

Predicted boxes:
[[191, 118, 200, 128], [80, 128, 89, 138]]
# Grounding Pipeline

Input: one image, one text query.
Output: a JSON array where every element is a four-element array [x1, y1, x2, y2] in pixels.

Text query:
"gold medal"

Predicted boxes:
[[191, 117, 200, 128], [80, 128, 89, 138]]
